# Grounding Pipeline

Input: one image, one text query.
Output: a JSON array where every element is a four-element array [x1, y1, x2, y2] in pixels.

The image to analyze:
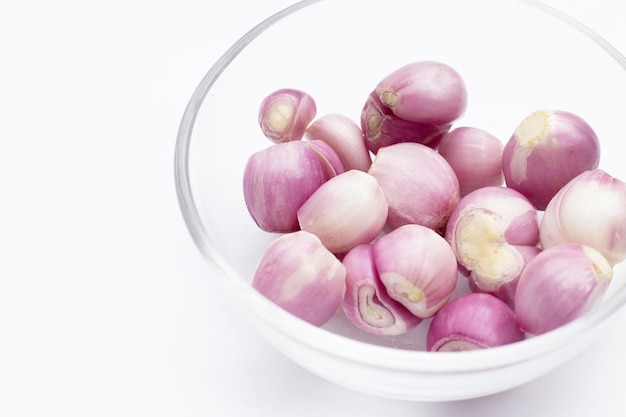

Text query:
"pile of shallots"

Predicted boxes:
[[242, 60, 626, 352]]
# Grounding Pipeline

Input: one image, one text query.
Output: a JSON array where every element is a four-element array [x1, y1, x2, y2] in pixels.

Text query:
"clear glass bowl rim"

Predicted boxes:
[[174, 0, 626, 373]]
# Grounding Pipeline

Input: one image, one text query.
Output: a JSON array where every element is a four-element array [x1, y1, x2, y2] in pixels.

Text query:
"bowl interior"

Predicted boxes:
[[176, 0, 626, 397]]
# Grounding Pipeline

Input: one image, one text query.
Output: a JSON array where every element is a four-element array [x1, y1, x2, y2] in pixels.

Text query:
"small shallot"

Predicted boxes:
[[437, 126, 504, 197], [427, 293, 525, 352], [373, 61, 468, 125], [251, 231, 346, 327], [297, 170, 388, 254], [540, 168, 626, 265], [258, 88, 317, 143], [373, 224, 458, 319], [514, 243, 612, 335], [368, 142, 460, 233], [445, 186, 540, 305], [342, 244, 422, 336], [243, 141, 336, 233], [502, 109, 600, 210]]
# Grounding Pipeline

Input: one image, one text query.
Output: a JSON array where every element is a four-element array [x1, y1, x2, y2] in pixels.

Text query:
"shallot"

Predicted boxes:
[[368, 142, 460, 233], [540, 168, 626, 265], [297, 170, 388, 254], [373, 224, 458, 319], [437, 126, 504, 197], [360, 60, 466, 153], [251, 231, 346, 327], [258, 88, 317, 143], [445, 186, 540, 305], [372, 61, 467, 125], [427, 293, 524, 352], [243, 140, 336, 233], [502, 109, 600, 210], [515, 243, 612, 335]]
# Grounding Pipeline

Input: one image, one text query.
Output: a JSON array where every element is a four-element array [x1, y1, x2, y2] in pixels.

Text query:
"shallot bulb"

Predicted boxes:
[[360, 60, 466, 153], [243, 141, 336, 233], [445, 186, 540, 306], [373, 224, 458, 319], [437, 127, 504, 197], [251, 231, 346, 327], [342, 244, 422, 336], [540, 169, 626, 265], [258, 88, 317, 143], [305, 113, 372, 172], [297, 170, 388, 254], [427, 293, 525, 352], [515, 243, 612, 335], [368, 142, 460, 233], [373, 61, 467, 125], [502, 109, 600, 210]]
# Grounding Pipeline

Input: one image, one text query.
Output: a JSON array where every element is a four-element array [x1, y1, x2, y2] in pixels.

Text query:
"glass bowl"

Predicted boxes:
[[175, 0, 626, 401]]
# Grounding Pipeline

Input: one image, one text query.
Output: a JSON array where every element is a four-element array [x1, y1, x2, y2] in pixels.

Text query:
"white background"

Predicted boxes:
[[1, 1, 625, 416]]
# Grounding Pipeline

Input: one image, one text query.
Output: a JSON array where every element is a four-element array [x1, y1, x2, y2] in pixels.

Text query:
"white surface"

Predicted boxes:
[[1, 0, 625, 415]]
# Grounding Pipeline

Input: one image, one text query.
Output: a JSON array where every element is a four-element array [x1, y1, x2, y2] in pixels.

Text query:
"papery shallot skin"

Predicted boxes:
[[368, 142, 460, 233], [297, 170, 388, 254], [445, 186, 540, 306], [373, 61, 468, 125], [251, 231, 346, 327], [342, 244, 422, 336], [502, 109, 600, 210], [514, 243, 612, 335], [258, 88, 317, 143], [373, 224, 458, 319], [427, 293, 525, 352], [305, 113, 372, 172], [438, 127, 504, 197], [540, 168, 626, 266], [243, 141, 336, 233]]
